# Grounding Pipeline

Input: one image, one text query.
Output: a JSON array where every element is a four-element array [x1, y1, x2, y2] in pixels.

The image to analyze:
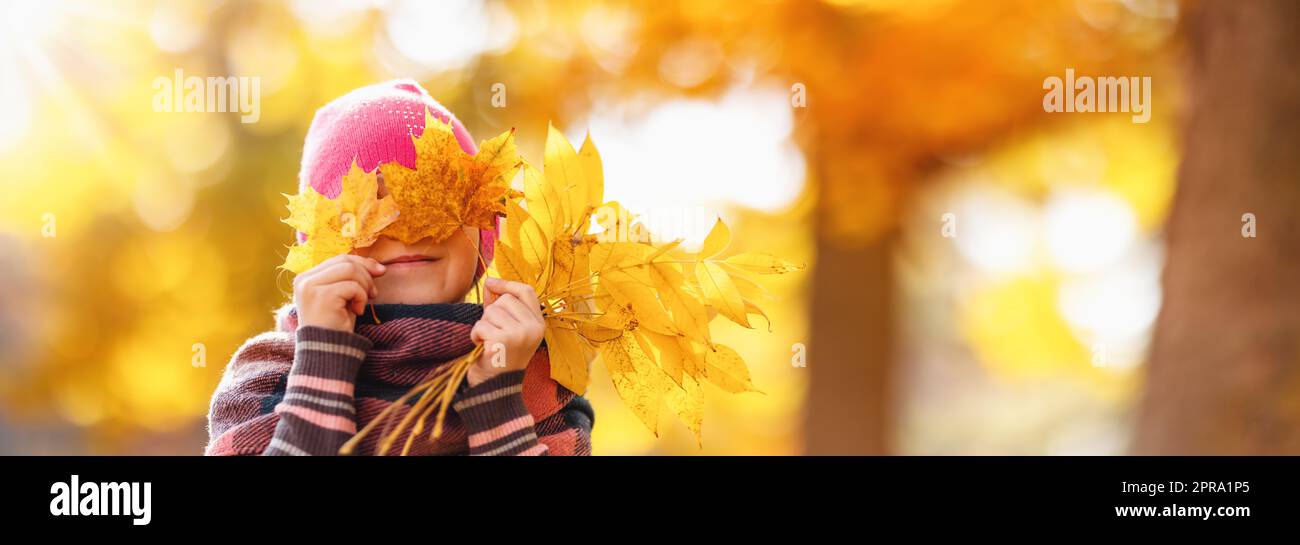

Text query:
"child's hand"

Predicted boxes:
[[468, 278, 546, 386], [294, 254, 386, 332]]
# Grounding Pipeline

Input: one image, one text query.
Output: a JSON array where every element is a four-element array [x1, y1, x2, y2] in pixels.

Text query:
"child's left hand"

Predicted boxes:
[[467, 278, 546, 386]]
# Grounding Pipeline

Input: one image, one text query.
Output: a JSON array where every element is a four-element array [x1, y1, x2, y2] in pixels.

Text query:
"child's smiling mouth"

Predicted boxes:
[[381, 254, 440, 268]]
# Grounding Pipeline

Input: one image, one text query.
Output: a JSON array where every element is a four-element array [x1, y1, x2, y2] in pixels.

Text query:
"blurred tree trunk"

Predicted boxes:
[[803, 146, 896, 454], [1134, 0, 1300, 454], [804, 233, 894, 455]]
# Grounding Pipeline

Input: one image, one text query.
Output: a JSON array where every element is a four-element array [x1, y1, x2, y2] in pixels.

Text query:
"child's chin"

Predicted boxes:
[[373, 284, 456, 305]]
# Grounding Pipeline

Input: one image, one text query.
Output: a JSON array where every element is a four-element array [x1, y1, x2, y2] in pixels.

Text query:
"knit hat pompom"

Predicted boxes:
[[297, 79, 496, 276]]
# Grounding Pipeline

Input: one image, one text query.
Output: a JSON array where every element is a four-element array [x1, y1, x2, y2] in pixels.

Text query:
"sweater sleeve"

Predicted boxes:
[[453, 369, 595, 456], [263, 326, 371, 456], [453, 370, 547, 455]]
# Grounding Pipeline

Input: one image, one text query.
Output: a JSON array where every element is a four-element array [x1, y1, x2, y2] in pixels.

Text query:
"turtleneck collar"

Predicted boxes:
[[354, 303, 483, 326]]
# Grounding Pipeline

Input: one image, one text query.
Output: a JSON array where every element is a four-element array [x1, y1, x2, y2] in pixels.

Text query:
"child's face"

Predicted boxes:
[[352, 227, 480, 304]]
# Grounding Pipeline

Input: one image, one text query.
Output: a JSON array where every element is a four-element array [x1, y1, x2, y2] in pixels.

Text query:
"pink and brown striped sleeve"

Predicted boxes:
[[453, 370, 552, 456], [264, 326, 371, 456]]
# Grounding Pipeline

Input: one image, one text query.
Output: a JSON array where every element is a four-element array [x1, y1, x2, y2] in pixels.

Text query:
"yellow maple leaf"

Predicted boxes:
[[379, 110, 521, 246], [281, 161, 399, 273]]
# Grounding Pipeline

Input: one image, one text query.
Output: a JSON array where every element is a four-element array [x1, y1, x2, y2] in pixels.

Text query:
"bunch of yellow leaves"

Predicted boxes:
[[496, 126, 802, 442], [352, 124, 802, 452], [281, 110, 520, 273]]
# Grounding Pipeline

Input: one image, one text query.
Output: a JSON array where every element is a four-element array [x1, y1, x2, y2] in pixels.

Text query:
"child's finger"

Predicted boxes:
[[307, 261, 378, 297], [304, 261, 365, 286], [482, 304, 515, 329], [324, 281, 368, 316], [485, 278, 540, 308], [297, 255, 385, 288], [493, 294, 537, 324], [357, 256, 387, 276], [305, 254, 376, 277], [470, 320, 503, 345], [330, 253, 385, 276]]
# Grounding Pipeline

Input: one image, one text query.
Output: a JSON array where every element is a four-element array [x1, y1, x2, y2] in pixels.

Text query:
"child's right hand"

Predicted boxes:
[[294, 254, 387, 332]]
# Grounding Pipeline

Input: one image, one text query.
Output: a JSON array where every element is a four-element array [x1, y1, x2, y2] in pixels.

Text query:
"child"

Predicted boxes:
[[206, 80, 593, 456]]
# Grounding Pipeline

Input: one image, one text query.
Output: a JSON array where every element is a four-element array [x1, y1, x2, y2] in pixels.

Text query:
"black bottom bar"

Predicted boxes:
[[7, 456, 1291, 533]]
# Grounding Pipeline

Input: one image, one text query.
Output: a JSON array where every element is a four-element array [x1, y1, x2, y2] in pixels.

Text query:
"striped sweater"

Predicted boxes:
[[206, 304, 593, 456]]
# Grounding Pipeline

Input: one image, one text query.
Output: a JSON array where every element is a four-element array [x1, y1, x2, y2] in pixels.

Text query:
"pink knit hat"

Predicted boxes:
[[297, 79, 497, 277]]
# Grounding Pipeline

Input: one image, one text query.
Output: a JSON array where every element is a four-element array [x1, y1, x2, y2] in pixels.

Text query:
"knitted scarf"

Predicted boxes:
[[206, 303, 579, 456]]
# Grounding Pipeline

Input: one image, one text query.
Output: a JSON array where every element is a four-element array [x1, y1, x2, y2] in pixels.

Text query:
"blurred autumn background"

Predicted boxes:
[[2, 0, 1297, 455]]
